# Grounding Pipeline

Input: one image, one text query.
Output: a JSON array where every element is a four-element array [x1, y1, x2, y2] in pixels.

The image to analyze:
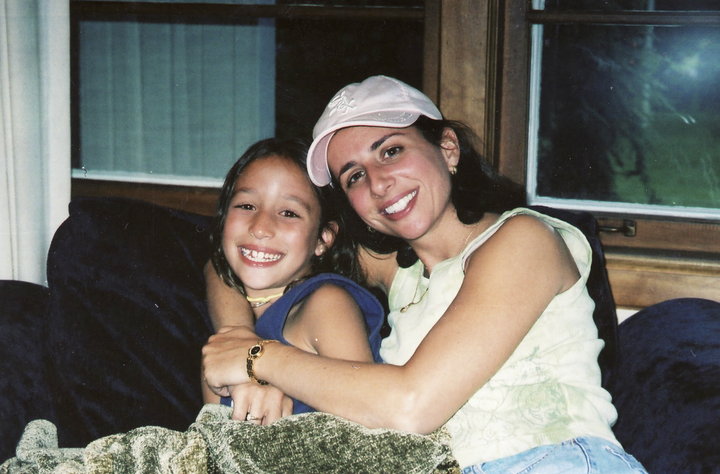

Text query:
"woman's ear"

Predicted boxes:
[[440, 128, 460, 171], [315, 221, 339, 256]]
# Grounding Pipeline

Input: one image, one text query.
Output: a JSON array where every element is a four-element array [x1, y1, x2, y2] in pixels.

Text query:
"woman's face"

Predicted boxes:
[[327, 125, 459, 242], [222, 155, 330, 298]]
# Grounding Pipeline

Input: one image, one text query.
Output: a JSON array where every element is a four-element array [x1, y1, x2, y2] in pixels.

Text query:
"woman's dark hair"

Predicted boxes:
[[210, 138, 363, 290], [329, 116, 526, 267]]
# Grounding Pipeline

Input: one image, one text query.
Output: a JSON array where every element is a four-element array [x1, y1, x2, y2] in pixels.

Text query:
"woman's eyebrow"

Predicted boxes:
[[338, 161, 357, 179], [370, 132, 402, 152], [337, 132, 405, 179]]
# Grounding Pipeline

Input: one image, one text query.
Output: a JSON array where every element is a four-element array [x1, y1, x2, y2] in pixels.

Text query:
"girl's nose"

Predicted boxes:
[[248, 212, 274, 240]]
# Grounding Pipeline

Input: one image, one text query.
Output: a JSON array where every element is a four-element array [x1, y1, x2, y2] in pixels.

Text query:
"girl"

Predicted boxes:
[[204, 138, 384, 424], [202, 78, 646, 473]]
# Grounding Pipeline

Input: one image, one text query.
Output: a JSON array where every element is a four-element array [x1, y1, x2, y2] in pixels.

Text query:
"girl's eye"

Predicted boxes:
[[346, 170, 365, 189], [234, 203, 255, 211], [280, 210, 300, 218]]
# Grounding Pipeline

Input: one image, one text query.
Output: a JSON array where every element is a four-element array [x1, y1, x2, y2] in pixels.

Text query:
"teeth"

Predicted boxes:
[[385, 191, 417, 215], [241, 247, 282, 263]]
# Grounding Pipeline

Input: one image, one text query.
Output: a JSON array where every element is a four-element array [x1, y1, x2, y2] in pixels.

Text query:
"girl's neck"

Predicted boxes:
[[246, 288, 286, 320]]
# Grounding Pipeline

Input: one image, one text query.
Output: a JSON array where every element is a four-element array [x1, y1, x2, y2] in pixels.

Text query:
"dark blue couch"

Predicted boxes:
[[1, 197, 719, 473]]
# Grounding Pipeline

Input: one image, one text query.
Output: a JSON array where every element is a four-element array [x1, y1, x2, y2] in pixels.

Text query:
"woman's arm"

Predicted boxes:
[[204, 215, 579, 434]]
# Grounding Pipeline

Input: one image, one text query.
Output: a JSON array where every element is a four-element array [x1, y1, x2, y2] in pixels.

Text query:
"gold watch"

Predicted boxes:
[[246, 339, 278, 385]]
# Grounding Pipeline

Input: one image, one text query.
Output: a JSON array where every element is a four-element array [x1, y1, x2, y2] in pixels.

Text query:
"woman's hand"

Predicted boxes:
[[202, 325, 259, 397], [227, 383, 294, 425]]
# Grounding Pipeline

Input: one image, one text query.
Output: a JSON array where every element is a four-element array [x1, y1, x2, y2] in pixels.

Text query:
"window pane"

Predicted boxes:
[[275, 17, 424, 142], [537, 0, 720, 12], [77, 19, 275, 182], [529, 22, 720, 217], [72, 2, 423, 184]]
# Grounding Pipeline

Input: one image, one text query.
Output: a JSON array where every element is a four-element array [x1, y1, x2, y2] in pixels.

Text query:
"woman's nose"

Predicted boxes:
[[248, 212, 274, 240], [367, 166, 393, 198]]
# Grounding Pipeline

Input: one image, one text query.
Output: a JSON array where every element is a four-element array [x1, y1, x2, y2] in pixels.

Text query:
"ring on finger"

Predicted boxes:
[[245, 413, 258, 422]]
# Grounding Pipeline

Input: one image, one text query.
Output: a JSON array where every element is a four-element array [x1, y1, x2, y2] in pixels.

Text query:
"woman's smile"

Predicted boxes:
[[327, 125, 457, 243], [382, 190, 417, 216]]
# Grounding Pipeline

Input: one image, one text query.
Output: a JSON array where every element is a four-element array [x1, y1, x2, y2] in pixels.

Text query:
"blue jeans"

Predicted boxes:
[[462, 437, 647, 474]]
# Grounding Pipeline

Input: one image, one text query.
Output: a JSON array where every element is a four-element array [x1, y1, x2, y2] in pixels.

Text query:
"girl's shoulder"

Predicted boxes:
[[295, 273, 385, 322]]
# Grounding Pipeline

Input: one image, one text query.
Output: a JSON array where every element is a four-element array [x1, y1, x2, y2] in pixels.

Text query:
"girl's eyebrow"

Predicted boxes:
[[231, 186, 254, 197], [283, 194, 313, 214], [231, 186, 313, 214], [337, 131, 404, 179]]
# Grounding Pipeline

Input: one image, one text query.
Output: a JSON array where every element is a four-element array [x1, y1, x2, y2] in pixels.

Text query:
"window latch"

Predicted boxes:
[[598, 219, 636, 237]]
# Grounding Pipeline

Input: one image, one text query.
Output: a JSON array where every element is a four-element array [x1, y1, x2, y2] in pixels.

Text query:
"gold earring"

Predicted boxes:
[[450, 166, 457, 175]]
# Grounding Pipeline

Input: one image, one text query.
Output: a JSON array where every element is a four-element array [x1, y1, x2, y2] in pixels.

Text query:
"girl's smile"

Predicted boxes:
[[239, 245, 283, 265]]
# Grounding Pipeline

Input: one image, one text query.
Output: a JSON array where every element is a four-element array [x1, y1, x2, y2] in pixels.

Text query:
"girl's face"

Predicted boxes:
[[222, 155, 333, 298], [327, 125, 459, 242]]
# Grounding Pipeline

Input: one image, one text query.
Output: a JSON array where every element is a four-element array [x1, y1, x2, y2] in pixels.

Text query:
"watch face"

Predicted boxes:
[[250, 345, 262, 356]]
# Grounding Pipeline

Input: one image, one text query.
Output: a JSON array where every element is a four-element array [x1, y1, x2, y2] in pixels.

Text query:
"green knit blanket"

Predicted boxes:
[[1, 404, 460, 474]]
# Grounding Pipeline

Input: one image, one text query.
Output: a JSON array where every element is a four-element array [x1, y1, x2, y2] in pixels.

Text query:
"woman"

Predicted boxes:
[[203, 76, 646, 473]]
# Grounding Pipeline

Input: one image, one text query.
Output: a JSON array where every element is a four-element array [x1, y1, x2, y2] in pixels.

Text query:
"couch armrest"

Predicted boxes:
[[0, 280, 55, 463], [610, 298, 720, 474]]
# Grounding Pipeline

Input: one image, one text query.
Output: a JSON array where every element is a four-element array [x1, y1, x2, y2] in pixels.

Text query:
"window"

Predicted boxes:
[[527, 0, 720, 222], [495, 0, 720, 308], [70, 0, 427, 208]]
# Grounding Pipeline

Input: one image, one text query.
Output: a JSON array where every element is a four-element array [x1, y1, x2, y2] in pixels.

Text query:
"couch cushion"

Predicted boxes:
[[44, 198, 214, 448], [610, 298, 720, 474]]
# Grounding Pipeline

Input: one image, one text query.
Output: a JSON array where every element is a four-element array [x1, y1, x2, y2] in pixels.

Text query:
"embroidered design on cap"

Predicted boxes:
[[327, 91, 355, 116]]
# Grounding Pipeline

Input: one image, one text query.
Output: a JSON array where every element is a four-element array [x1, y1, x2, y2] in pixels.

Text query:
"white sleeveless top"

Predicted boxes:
[[380, 208, 619, 468]]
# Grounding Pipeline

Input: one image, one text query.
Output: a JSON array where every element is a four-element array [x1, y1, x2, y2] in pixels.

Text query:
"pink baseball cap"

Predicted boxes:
[[307, 75, 443, 186]]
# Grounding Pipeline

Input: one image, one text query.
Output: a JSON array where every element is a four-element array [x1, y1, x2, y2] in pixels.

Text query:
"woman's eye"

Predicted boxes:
[[346, 170, 365, 188], [383, 146, 401, 159]]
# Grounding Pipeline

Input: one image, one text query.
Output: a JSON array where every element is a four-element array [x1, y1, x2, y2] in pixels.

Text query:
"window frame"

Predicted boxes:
[[493, 0, 720, 308], [69, 0, 437, 214], [70, 0, 720, 309]]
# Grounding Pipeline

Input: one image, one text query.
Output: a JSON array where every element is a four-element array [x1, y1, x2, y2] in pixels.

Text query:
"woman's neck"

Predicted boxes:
[[410, 212, 498, 274]]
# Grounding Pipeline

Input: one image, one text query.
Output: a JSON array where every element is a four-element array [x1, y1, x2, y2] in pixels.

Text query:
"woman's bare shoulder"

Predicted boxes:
[[466, 212, 579, 292]]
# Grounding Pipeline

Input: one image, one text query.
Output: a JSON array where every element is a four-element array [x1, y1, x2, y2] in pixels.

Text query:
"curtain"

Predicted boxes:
[[0, 0, 70, 285], [78, 11, 276, 183]]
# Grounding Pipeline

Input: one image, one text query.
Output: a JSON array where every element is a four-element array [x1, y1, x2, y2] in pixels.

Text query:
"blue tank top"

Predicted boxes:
[[222, 273, 385, 414]]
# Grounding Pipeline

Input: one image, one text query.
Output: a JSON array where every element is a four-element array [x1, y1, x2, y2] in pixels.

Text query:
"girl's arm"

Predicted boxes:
[[283, 283, 375, 362], [204, 215, 579, 434], [204, 260, 255, 331], [357, 246, 398, 294]]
